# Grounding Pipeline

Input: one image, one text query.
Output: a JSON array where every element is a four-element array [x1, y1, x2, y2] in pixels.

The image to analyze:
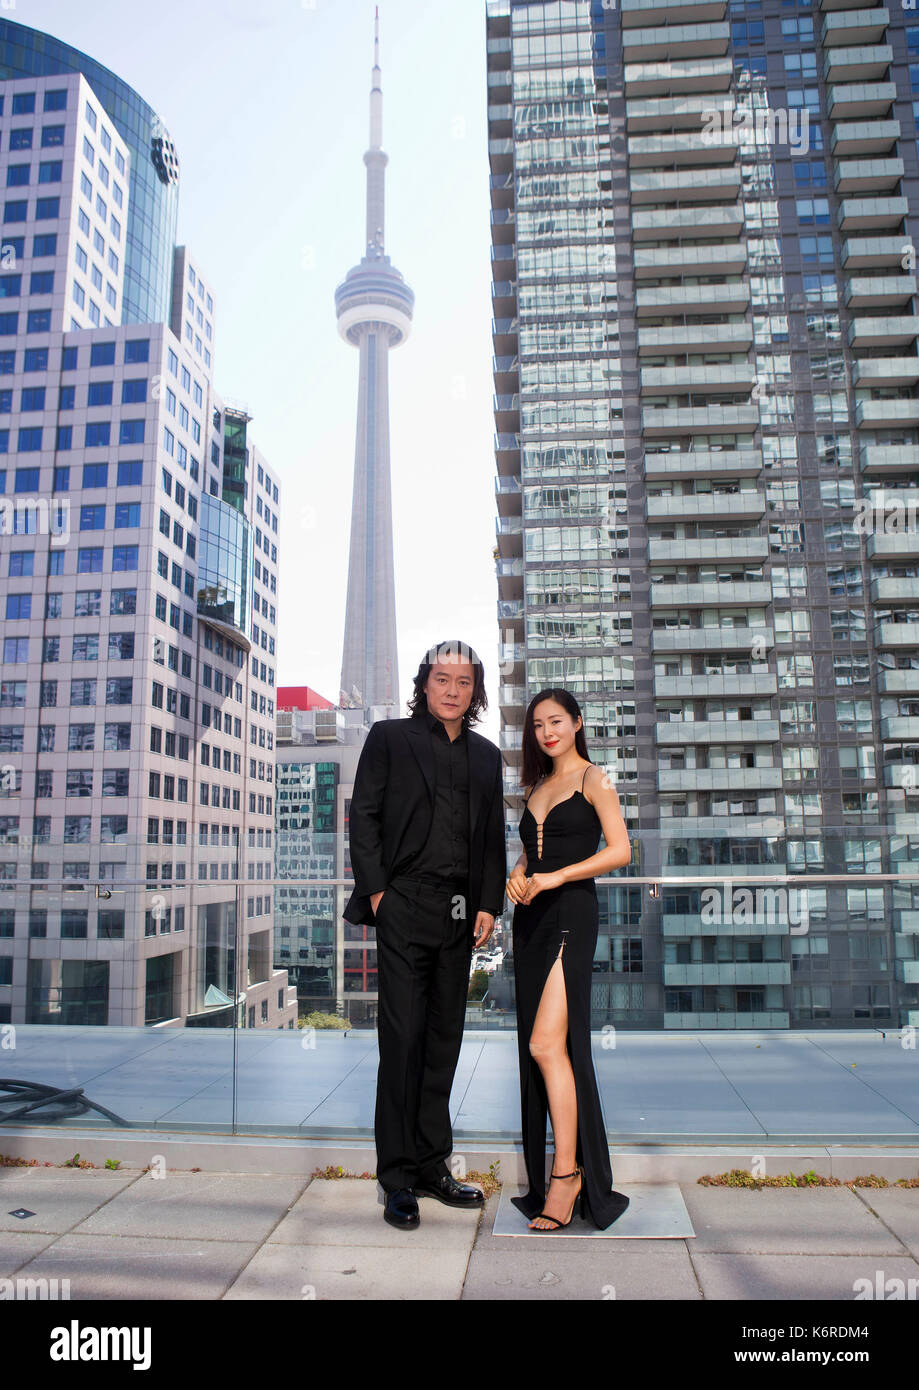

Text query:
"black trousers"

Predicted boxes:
[[374, 872, 472, 1193]]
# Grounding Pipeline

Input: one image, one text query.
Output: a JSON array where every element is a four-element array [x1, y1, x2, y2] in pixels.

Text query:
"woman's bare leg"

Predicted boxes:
[[526, 948, 581, 1228]]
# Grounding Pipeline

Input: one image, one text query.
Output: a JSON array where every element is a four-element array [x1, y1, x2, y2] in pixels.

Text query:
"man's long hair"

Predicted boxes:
[[406, 639, 488, 727]]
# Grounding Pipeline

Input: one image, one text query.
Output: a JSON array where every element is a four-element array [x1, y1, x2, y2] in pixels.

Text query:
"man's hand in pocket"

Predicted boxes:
[[370, 889, 385, 915]]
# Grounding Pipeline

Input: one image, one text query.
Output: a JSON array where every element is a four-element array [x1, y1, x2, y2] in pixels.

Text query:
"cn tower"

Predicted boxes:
[[335, 8, 414, 711]]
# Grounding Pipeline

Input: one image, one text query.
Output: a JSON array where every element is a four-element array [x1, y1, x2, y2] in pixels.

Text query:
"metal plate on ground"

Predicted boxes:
[[492, 1183, 695, 1238]]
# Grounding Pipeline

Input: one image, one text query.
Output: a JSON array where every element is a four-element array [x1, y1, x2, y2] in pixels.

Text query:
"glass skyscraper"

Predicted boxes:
[[0, 18, 180, 325], [0, 37, 292, 1030], [488, 0, 919, 1029]]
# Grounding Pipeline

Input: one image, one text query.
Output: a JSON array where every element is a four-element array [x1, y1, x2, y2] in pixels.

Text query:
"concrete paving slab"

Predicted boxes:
[[464, 1192, 702, 1298], [74, 1171, 309, 1243], [612, 1149, 833, 1183], [492, 1182, 693, 1238], [224, 1239, 473, 1300], [0, 1229, 62, 1274], [0, 1167, 141, 1233], [683, 1186, 912, 1254], [269, 1177, 485, 1250], [691, 1253, 919, 1301], [851, 1187, 919, 1260], [828, 1152, 919, 1182], [12, 1232, 260, 1300], [463, 1197, 701, 1300]]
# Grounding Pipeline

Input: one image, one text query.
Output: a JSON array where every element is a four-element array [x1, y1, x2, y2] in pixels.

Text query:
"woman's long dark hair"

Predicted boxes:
[[520, 688, 591, 791], [406, 638, 488, 727]]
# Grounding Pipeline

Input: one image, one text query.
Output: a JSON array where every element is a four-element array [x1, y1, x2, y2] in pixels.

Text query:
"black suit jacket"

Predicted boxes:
[[343, 715, 507, 928]]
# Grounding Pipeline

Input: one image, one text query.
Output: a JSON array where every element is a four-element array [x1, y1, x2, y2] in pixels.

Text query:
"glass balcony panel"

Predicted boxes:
[[621, 20, 730, 60], [642, 404, 760, 436], [820, 7, 890, 45], [847, 315, 919, 347], [623, 55, 733, 94], [834, 157, 904, 193], [648, 535, 770, 561], [855, 398, 919, 428], [837, 195, 908, 230], [635, 282, 749, 315], [638, 322, 753, 354], [827, 81, 896, 117], [633, 244, 747, 278], [629, 167, 741, 203], [845, 274, 917, 308], [632, 204, 745, 239], [842, 234, 914, 267], [823, 44, 893, 83], [832, 119, 900, 154], [643, 449, 763, 478], [621, 0, 727, 23], [852, 359, 919, 387]]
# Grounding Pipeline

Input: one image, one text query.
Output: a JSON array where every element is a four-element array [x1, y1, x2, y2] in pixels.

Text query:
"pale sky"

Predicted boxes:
[[26, 0, 501, 740]]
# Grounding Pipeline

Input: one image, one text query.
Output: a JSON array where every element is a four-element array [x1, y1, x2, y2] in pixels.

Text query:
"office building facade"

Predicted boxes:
[[0, 60, 294, 1029], [276, 692, 379, 1023]]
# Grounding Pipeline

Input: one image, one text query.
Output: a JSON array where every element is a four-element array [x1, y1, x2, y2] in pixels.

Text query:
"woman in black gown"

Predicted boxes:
[[507, 689, 632, 1231]]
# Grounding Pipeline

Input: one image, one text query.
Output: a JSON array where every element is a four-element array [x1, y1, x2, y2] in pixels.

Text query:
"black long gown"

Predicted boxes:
[[510, 770, 629, 1229]]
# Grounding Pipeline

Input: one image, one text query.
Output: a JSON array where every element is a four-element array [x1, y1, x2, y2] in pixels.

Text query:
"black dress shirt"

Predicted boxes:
[[408, 709, 470, 882]]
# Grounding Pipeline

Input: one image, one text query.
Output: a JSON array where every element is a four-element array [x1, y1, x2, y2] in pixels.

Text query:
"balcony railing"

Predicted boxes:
[[643, 449, 762, 479], [838, 195, 908, 230], [624, 55, 733, 94], [827, 81, 896, 118], [632, 203, 744, 238], [641, 404, 760, 436], [633, 245, 747, 278], [832, 120, 900, 155], [821, 7, 889, 46], [852, 359, 919, 387], [645, 489, 765, 519], [842, 233, 915, 267], [835, 157, 904, 193], [848, 315, 919, 346], [637, 322, 754, 354], [0, 838, 916, 1124], [621, 20, 730, 60], [845, 273, 917, 308], [620, 0, 727, 23], [824, 43, 892, 83]]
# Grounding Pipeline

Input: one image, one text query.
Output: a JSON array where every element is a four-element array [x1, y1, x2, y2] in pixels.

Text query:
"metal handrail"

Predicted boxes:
[[9, 872, 919, 891]]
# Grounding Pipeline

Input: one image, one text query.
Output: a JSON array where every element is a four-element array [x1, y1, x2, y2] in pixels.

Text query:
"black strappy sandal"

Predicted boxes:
[[528, 1165, 584, 1231]]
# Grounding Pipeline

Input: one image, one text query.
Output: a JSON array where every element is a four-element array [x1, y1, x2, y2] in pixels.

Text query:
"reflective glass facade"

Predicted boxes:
[[275, 761, 340, 1009], [489, 0, 919, 1029], [197, 493, 252, 637], [0, 18, 179, 324]]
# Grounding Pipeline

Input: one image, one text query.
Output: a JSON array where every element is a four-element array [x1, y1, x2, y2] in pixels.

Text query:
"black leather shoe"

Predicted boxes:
[[383, 1187, 419, 1229], [414, 1172, 484, 1207]]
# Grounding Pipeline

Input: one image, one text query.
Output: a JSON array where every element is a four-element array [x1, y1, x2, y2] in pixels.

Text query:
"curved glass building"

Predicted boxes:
[[0, 18, 179, 324], [197, 493, 253, 642]]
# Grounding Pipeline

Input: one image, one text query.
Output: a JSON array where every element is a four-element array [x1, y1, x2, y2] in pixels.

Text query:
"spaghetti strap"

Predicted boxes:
[[524, 775, 545, 807], [581, 765, 589, 792]]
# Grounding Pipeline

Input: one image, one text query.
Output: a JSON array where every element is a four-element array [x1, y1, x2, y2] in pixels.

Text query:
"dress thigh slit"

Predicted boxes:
[[512, 890, 620, 1227]]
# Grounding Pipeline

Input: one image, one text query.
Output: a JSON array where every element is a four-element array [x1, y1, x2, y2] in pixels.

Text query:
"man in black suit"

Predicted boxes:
[[344, 639, 506, 1228]]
